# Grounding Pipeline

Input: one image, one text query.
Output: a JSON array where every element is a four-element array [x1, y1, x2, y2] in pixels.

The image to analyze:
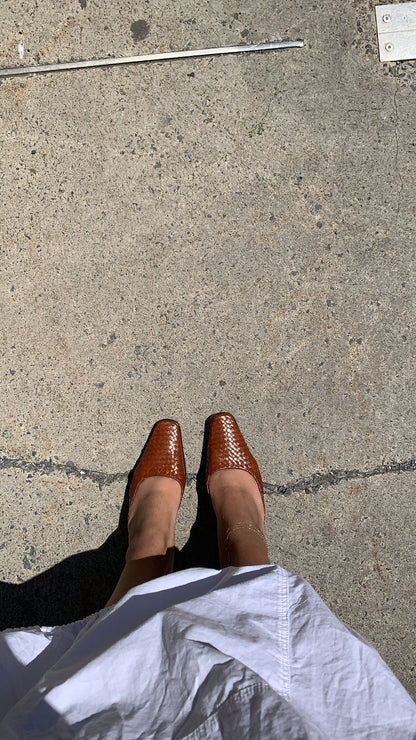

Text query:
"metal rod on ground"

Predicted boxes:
[[0, 40, 304, 78]]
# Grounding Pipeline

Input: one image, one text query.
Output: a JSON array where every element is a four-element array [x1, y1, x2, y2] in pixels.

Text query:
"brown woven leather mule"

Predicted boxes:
[[129, 420, 186, 510], [206, 412, 264, 513]]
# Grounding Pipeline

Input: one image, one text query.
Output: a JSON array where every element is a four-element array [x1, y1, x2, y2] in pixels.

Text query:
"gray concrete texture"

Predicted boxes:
[[0, 0, 415, 698]]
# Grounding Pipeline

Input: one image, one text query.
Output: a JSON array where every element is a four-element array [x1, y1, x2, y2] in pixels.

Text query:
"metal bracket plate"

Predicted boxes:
[[376, 2, 416, 62]]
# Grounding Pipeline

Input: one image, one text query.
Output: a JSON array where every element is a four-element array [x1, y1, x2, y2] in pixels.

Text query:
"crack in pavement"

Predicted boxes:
[[264, 458, 416, 496], [0, 454, 126, 487], [1, 453, 415, 495]]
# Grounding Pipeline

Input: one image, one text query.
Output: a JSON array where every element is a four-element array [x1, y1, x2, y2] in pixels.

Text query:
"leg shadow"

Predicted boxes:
[[175, 415, 219, 571], [0, 419, 219, 629], [0, 483, 129, 629]]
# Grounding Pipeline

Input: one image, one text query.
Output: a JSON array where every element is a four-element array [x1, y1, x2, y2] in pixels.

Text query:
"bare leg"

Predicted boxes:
[[105, 476, 181, 606], [209, 469, 270, 568]]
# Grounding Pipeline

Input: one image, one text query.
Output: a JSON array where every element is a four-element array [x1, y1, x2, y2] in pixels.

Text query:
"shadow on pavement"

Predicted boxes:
[[0, 418, 219, 629]]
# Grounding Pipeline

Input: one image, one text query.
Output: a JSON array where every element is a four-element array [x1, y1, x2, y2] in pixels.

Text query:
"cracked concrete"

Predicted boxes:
[[1, 451, 415, 493], [1, 0, 415, 700]]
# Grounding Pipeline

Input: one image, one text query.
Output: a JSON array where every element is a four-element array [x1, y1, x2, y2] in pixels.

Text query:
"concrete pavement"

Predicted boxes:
[[1, 0, 415, 698]]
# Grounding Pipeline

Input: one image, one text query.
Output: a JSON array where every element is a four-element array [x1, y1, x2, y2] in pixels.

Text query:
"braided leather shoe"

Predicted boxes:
[[206, 412, 264, 513], [129, 420, 186, 510]]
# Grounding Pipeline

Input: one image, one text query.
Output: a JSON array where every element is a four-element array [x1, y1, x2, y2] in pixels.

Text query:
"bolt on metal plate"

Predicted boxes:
[[376, 2, 416, 61]]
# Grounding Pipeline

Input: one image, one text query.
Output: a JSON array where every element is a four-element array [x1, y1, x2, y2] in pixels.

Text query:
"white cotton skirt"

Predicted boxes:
[[0, 564, 415, 739]]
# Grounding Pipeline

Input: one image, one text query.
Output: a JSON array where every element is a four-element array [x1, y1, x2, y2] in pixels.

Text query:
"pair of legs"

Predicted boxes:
[[106, 469, 269, 607]]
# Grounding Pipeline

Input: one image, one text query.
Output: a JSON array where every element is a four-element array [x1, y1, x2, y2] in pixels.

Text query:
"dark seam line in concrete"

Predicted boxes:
[[0, 453, 415, 495], [0, 454, 126, 486], [263, 459, 416, 496]]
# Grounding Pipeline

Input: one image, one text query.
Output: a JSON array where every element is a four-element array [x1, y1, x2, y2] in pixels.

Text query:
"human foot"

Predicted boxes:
[[129, 419, 186, 510], [105, 475, 182, 607], [206, 413, 268, 567], [208, 469, 265, 532], [208, 469, 267, 567], [126, 419, 185, 561], [127, 476, 182, 561]]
